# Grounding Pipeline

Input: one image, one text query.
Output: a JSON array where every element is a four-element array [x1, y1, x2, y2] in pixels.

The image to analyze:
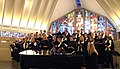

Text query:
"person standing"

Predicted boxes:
[[104, 36, 114, 69], [86, 44, 98, 69], [40, 34, 50, 55], [66, 35, 76, 55], [76, 36, 85, 55], [96, 35, 105, 64]]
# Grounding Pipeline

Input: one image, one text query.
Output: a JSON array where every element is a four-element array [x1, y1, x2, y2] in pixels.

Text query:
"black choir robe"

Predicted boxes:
[[40, 40, 50, 50], [76, 41, 85, 55], [86, 52, 98, 69]]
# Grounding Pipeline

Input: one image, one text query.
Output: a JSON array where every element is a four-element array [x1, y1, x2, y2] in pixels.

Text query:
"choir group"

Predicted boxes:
[[10, 28, 115, 69]]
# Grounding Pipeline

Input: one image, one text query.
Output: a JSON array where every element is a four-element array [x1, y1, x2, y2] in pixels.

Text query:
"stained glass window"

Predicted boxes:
[[90, 13, 98, 32], [1, 31, 10, 37], [97, 16, 106, 32], [51, 8, 115, 34], [76, 9, 84, 30], [52, 21, 59, 34], [107, 20, 115, 31], [51, 11, 75, 34], [84, 10, 91, 33], [76, 0, 81, 8], [0, 31, 27, 38], [59, 11, 75, 34]]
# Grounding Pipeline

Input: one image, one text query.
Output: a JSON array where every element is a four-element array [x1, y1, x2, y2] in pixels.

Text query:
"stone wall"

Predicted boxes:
[[0, 38, 15, 61], [114, 41, 120, 52]]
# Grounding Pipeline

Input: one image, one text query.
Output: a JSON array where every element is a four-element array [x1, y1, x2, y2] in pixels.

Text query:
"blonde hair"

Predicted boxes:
[[79, 35, 84, 42], [88, 44, 98, 56], [42, 34, 48, 40], [31, 38, 35, 43], [89, 36, 94, 42]]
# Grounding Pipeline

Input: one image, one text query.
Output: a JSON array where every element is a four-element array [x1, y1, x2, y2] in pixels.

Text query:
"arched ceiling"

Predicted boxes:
[[2, 0, 120, 33], [0, 0, 57, 33], [81, 0, 120, 32], [96, 0, 120, 32], [0, 0, 77, 33]]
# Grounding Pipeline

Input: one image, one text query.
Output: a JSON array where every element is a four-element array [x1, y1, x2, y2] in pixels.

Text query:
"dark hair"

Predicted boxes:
[[70, 35, 73, 37], [43, 30, 46, 32]]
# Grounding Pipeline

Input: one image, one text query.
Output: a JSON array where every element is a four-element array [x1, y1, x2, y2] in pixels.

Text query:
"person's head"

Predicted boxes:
[[81, 28, 84, 33], [62, 34, 66, 38], [98, 35, 102, 39], [77, 30, 80, 34], [34, 34, 37, 38], [101, 30, 104, 35], [79, 35, 84, 42], [28, 36, 31, 40], [25, 36, 28, 41], [94, 30, 97, 34], [48, 31, 52, 35], [42, 34, 48, 40], [70, 35, 73, 41], [57, 37, 62, 42], [98, 32, 101, 36], [30, 33, 33, 36], [40, 30, 42, 34], [35, 32, 39, 38], [39, 34, 43, 38], [65, 28, 68, 32], [53, 35, 57, 41], [106, 36, 110, 41], [91, 32, 94, 36], [56, 27, 59, 33], [36, 32, 38, 35], [88, 30, 91, 33], [105, 31, 109, 36], [84, 33, 88, 38], [22, 38, 25, 42], [73, 30, 76, 33], [43, 30, 46, 33], [31, 38, 35, 43], [89, 36, 94, 42], [15, 40, 19, 44]]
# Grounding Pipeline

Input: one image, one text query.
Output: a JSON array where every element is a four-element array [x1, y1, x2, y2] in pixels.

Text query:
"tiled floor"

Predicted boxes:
[[0, 61, 20, 69]]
